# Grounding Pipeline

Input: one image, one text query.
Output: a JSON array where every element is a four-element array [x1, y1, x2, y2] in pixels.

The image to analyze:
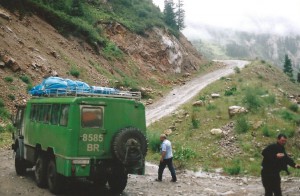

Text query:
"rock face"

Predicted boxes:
[[155, 28, 183, 73], [106, 25, 203, 76]]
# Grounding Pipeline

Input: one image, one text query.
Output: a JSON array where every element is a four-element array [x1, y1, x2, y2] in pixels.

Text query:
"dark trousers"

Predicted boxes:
[[158, 157, 177, 181], [261, 170, 282, 196]]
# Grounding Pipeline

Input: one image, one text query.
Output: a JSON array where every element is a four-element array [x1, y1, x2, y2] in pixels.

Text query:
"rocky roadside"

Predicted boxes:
[[1, 149, 300, 196]]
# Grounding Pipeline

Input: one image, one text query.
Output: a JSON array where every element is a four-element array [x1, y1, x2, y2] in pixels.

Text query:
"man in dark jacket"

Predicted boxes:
[[261, 133, 300, 196]]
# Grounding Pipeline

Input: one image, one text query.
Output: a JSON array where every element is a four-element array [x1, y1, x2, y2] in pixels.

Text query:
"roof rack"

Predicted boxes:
[[31, 88, 141, 100]]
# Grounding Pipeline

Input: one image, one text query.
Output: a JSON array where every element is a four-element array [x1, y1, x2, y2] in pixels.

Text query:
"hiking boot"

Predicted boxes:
[[170, 179, 177, 182], [155, 179, 162, 182]]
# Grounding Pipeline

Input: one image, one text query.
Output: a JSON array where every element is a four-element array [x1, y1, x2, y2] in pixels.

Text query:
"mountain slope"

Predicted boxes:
[[0, 3, 207, 119], [190, 25, 300, 70]]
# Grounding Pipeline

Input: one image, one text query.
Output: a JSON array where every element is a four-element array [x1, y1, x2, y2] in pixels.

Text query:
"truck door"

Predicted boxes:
[[78, 105, 105, 156], [14, 106, 26, 137], [13, 105, 26, 158]]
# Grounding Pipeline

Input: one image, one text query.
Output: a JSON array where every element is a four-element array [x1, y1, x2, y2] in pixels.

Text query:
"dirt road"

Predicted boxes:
[[146, 60, 249, 126], [1, 60, 300, 195]]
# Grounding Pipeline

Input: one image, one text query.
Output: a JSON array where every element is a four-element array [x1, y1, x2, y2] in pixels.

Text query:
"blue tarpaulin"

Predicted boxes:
[[29, 77, 118, 96]]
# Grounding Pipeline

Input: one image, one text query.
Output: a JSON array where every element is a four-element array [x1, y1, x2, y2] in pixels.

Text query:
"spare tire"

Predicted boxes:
[[112, 127, 147, 166]]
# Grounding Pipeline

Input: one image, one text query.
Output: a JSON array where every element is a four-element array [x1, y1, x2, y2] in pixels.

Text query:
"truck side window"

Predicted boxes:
[[59, 104, 69, 126], [81, 107, 103, 128], [50, 104, 60, 125], [38, 104, 44, 122], [44, 104, 51, 123], [30, 104, 38, 121]]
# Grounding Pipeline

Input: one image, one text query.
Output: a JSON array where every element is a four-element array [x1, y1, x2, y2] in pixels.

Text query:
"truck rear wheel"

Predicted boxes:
[[107, 164, 128, 193], [47, 159, 65, 194], [112, 127, 147, 166], [35, 154, 48, 188], [15, 147, 26, 176]]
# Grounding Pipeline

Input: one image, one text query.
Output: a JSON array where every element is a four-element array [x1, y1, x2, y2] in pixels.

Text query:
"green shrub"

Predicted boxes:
[[147, 132, 161, 152], [224, 87, 237, 96], [4, 76, 13, 83], [262, 125, 273, 137], [20, 75, 31, 84], [27, 84, 33, 92], [289, 103, 299, 112], [282, 128, 295, 138], [262, 94, 276, 105], [8, 94, 15, 101], [5, 123, 15, 133], [206, 104, 216, 111], [191, 113, 200, 129], [224, 159, 241, 175], [70, 67, 80, 78], [138, 9, 148, 18], [173, 146, 197, 161], [280, 110, 294, 121], [242, 87, 263, 111], [257, 74, 264, 80], [199, 96, 206, 101], [102, 42, 123, 60], [277, 110, 300, 125], [235, 116, 250, 134], [234, 66, 241, 73], [0, 108, 10, 119]]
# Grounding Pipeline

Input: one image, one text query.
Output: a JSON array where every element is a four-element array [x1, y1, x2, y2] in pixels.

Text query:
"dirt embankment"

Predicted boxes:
[[0, 6, 205, 115]]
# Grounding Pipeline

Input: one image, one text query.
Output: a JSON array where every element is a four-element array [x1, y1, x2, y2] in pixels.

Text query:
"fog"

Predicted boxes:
[[152, 0, 300, 39]]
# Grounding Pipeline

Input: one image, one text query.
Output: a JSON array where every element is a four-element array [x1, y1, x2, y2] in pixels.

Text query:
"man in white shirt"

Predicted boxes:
[[156, 134, 177, 182]]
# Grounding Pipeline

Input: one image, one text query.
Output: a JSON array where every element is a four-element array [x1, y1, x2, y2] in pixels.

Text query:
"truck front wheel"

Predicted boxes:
[[47, 159, 65, 194], [15, 147, 26, 176]]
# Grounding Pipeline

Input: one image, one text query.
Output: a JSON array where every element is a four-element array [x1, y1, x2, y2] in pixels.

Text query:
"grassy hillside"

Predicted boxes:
[[147, 61, 300, 176], [1, 0, 165, 47]]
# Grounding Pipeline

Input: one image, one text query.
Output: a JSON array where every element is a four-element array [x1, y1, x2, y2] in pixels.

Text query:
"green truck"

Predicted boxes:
[[12, 91, 147, 193]]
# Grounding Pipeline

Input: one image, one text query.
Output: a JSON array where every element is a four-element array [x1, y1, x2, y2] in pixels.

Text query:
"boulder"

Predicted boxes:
[[210, 128, 223, 135], [2, 55, 21, 72], [0, 61, 5, 68], [0, 9, 10, 20], [228, 106, 248, 118], [192, 100, 204, 107], [253, 121, 263, 130], [211, 93, 220, 98], [164, 129, 172, 136]]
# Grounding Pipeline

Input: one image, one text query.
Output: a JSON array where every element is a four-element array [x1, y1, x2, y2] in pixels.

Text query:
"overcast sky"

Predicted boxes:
[[152, 0, 300, 39]]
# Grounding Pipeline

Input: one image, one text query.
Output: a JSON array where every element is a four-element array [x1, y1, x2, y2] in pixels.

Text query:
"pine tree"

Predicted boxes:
[[163, 0, 177, 30], [176, 0, 185, 30], [283, 54, 293, 78]]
